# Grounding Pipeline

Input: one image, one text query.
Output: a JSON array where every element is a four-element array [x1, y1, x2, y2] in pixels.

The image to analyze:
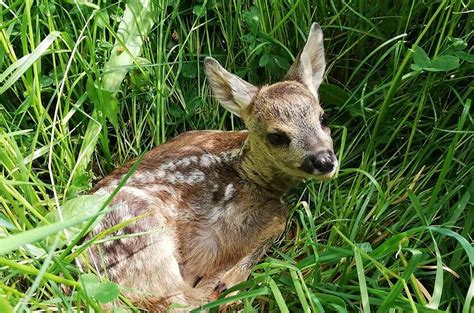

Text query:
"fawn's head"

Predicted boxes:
[[205, 23, 337, 180]]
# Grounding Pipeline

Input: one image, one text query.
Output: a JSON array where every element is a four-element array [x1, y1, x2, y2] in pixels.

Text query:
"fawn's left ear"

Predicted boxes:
[[285, 23, 326, 97], [204, 57, 258, 117]]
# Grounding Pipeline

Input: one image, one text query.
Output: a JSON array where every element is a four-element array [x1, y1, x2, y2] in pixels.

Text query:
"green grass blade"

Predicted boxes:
[[463, 278, 474, 313], [0, 211, 105, 255], [427, 226, 474, 266], [290, 269, 311, 312], [0, 31, 60, 95], [268, 278, 289, 313], [354, 247, 370, 313], [379, 249, 422, 311]]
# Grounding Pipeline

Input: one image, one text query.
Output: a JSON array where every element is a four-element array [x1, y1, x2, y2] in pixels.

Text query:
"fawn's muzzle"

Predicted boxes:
[[300, 150, 336, 174]]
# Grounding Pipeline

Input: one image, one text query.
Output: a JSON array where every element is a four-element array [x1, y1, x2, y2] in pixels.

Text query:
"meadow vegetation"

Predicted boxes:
[[0, 0, 472, 312]]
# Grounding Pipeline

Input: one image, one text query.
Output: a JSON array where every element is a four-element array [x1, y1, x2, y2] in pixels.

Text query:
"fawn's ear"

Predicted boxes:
[[204, 57, 258, 117], [285, 23, 326, 97]]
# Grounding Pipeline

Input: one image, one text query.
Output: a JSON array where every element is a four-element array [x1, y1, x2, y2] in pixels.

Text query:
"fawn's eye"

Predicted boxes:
[[320, 113, 329, 127], [266, 132, 291, 147]]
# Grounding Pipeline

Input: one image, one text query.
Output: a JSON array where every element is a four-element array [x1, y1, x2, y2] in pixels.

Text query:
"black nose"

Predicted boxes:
[[300, 150, 336, 174]]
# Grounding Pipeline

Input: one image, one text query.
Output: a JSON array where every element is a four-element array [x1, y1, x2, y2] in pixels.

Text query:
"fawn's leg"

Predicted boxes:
[[208, 240, 274, 298]]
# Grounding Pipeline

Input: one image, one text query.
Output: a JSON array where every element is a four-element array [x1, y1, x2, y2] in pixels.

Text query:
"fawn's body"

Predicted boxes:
[[87, 23, 337, 311], [89, 130, 286, 309]]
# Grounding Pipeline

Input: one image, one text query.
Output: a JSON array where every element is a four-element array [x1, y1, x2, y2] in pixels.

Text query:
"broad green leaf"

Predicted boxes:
[[319, 84, 351, 107], [96, 10, 110, 29], [80, 273, 120, 303], [454, 50, 474, 63], [259, 54, 271, 67], [411, 46, 460, 72], [101, 0, 155, 93], [430, 55, 459, 71], [192, 4, 207, 17], [76, 0, 155, 181], [42, 194, 109, 246], [412, 46, 431, 69], [87, 79, 119, 128], [273, 55, 291, 71], [427, 235, 443, 309], [182, 62, 198, 79], [410, 63, 424, 71], [448, 37, 467, 51], [243, 6, 260, 34], [168, 103, 184, 118]]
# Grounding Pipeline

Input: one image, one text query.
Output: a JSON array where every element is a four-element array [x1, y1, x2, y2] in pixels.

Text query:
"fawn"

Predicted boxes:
[[86, 23, 337, 312]]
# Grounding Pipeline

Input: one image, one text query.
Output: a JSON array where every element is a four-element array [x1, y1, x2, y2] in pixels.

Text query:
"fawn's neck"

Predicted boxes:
[[236, 135, 302, 194]]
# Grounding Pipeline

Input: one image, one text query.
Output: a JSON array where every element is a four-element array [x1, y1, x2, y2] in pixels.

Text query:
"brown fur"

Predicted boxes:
[[85, 23, 337, 312]]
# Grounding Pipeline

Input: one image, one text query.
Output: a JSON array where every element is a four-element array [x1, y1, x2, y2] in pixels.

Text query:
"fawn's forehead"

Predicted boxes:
[[250, 81, 321, 128]]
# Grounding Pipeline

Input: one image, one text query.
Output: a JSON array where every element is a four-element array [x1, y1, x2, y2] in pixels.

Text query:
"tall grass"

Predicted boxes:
[[0, 0, 472, 312]]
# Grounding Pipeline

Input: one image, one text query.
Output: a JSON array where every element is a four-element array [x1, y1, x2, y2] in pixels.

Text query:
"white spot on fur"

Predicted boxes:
[[230, 148, 241, 156], [166, 170, 206, 185], [141, 173, 155, 184], [131, 172, 152, 184], [169, 171, 185, 184], [187, 170, 206, 184], [160, 162, 176, 171], [176, 158, 191, 167], [129, 170, 169, 184], [156, 170, 166, 179], [200, 154, 216, 167], [219, 149, 240, 161], [224, 183, 235, 201]]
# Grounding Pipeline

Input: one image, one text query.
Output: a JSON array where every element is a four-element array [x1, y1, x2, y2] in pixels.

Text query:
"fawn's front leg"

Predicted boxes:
[[210, 239, 274, 298]]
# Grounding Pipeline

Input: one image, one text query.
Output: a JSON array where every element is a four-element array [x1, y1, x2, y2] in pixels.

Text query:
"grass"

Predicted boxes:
[[0, 0, 472, 312]]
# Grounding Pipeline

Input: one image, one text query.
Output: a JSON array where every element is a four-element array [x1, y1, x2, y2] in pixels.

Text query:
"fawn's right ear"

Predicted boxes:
[[204, 57, 258, 117]]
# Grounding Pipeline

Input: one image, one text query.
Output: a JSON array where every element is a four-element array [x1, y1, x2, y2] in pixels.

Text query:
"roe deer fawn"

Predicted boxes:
[[86, 23, 337, 312]]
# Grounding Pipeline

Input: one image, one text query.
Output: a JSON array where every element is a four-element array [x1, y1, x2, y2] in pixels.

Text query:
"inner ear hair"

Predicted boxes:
[[284, 23, 326, 96], [204, 57, 258, 117]]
